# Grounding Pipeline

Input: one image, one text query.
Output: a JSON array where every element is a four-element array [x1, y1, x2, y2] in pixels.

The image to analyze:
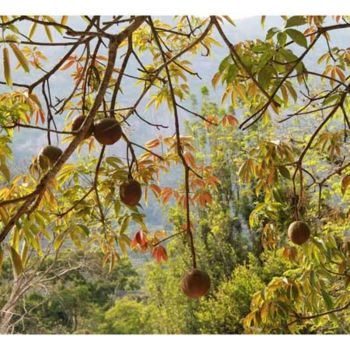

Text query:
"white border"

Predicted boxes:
[[1, 0, 350, 347], [0, 0, 350, 16], [0, 334, 348, 350]]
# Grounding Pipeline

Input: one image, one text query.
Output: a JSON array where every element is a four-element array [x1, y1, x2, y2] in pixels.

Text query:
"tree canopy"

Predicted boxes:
[[0, 15, 350, 334]]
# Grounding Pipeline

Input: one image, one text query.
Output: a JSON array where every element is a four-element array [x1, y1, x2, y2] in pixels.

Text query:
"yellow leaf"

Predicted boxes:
[[9, 246, 23, 277], [3, 47, 12, 87], [10, 43, 29, 73], [223, 16, 235, 27], [61, 16, 68, 25], [44, 25, 53, 43], [29, 93, 42, 109], [118, 234, 131, 256], [212, 71, 221, 89], [54, 232, 66, 250], [28, 22, 37, 39], [21, 241, 29, 266]]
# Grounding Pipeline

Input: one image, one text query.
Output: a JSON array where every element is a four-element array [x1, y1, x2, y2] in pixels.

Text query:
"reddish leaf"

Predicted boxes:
[[207, 175, 221, 187], [197, 191, 213, 208], [152, 245, 168, 263], [131, 230, 148, 251], [191, 178, 206, 189]]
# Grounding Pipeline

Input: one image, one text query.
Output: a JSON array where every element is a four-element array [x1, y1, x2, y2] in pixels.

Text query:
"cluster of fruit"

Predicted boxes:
[[35, 116, 312, 301], [36, 116, 142, 207]]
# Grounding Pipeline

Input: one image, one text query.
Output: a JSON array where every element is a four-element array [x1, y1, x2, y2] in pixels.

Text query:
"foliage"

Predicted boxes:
[[1, 15, 350, 334], [196, 262, 264, 334], [0, 253, 140, 334]]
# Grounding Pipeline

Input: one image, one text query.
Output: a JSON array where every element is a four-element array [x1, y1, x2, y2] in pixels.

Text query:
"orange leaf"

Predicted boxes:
[[161, 187, 173, 204], [39, 110, 45, 124], [335, 66, 346, 82], [222, 114, 238, 127], [205, 114, 219, 128], [145, 138, 160, 149], [341, 175, 350, 195], [60, 56, 76, 71], [183, 151, 196, 169], [149, 184, 161, 198]]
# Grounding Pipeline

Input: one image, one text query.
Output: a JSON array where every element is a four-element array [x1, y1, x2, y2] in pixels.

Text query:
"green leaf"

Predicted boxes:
[[0, 163, 10, 181], [277, 31, 287, 47], [323, 93, 340, 106], [278, 166, 291, 179], [310, 270, 316, 288], [285, 29, 307, 48], [119, 215, 130, 235], [114, 200, 121, 218], [285, 16, 307, 28], [279, 48, 298, 63], [266, 27, 279, 40], [257, 51, 273, 69], [219, 55, 231, 73], [258, 66, 274, 89], [224, 64, 238, 84], [77, 224, 90, 236], [320, 289, 333, 310]]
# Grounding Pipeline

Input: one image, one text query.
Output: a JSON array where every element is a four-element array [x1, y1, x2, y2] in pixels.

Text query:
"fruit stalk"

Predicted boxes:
[[185, 167, 197, 268]]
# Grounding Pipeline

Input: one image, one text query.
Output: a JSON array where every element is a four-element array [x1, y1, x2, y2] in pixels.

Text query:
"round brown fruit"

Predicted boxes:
[[93, 119, 122, 145], [181, 269, 211, 298], [71, 115, 93, 138], [120, 180, 142, 206], [288, 221, 311, 245], [38, 145, 62, 169]]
